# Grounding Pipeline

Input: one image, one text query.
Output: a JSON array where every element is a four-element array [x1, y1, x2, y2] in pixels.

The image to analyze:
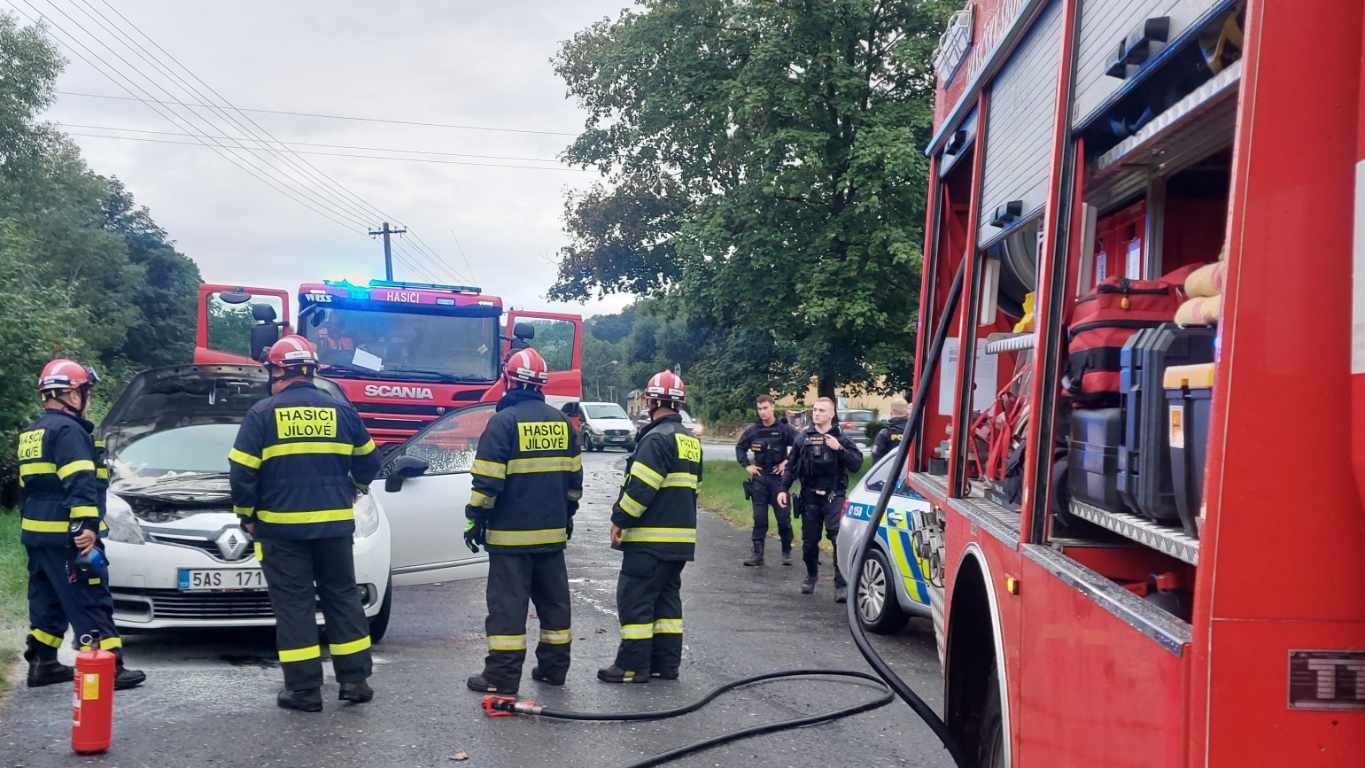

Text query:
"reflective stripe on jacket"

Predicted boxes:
[[18, 410, 101, 549], [611, 414, 701, 562], [228, 381, 380, 540], [466, 392, 583, 554]]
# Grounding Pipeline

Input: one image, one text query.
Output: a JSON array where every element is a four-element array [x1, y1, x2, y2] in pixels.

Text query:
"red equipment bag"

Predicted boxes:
[[1067, 277, 1181, 408]]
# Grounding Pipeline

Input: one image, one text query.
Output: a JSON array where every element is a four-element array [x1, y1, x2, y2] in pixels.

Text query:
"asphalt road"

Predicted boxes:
[[0, 451, 951, 768]]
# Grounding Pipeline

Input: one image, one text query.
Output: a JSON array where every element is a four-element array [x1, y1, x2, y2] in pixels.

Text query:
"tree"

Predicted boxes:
[[553, 0, 954, 400]]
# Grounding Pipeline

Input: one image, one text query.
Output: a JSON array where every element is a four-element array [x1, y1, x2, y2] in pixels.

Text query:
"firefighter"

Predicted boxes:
[[229, 335, 381, 712], [734, 394, 799, 566], [464, 347, 582, 696], [599, 370, 701, 684], [778, 397, 863, 601], [872, 398, 910, 462], [20, 359, 145, 690]]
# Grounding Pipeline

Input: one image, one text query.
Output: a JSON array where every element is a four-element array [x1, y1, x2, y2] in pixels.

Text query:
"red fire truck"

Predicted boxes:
[[192, 280, 582, 446], [893, 0, 1365, 764]]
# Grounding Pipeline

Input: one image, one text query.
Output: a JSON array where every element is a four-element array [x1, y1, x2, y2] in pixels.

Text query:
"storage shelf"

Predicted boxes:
[[1095, 59, 1242, 175], [984, 333, 1036, 355], [1068, 499, 1200, 566]]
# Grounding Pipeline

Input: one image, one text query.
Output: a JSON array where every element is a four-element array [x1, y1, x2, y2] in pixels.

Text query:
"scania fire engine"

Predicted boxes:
[[880, 0, 1365, 765], [192, 280, 582, 446]]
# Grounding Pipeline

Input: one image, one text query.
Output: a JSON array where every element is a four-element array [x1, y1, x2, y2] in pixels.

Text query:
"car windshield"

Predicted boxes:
[[584, 403, 629, 420], [113, 424, 239, 475], [844, 411, 873, 422], [300, 305, 498, 382]]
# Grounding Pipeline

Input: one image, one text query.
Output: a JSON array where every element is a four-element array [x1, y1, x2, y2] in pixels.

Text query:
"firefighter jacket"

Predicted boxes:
[[872, 416, 909, 462], [465, 389, 583, 554], [734, 419, 799, 472], [782, 425, 863, 494], [229, 381, 380, 540], [611, 413, 702, 562], [17, 409, 103, 549]]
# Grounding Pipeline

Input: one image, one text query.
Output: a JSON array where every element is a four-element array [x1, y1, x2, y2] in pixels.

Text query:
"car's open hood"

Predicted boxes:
[[100, 364, 269, 457]]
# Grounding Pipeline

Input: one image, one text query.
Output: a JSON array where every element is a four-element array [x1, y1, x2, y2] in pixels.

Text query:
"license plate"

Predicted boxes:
[[607, 436, 628, 443], [178, 568, 266, 591]]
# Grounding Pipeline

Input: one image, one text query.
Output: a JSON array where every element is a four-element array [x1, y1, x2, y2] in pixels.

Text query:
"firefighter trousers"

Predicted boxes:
[[749, 473, 792, 551], [259, 537, 372, 691], [26, 546, 122, 658], [482, 550, 572, 688], [613, 551, 685, 676], [799, 491, 846, 588]]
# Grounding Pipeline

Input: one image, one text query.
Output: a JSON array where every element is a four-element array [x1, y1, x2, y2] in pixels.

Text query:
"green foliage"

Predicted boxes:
[[554, 0, 956, 404], [0, 14, 200, 488]]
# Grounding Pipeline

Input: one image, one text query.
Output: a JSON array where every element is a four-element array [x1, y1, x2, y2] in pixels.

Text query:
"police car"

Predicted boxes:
[[100, 365, 489, 642], [835, 452, 934, 633]]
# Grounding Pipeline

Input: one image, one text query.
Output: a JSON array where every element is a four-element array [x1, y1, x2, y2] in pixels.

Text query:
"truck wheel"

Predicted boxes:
[[369, 579, 393, 644], [977, 661, 1005, 768], [856, 548, 909, 634]]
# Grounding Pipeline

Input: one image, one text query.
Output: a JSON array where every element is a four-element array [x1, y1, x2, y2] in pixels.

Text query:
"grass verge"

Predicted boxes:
[[698, 460, 870, 554], [0, 511, 26, 695]]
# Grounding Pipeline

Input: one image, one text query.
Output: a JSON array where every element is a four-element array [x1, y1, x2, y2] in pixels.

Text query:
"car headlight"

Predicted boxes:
[[353, 492, 379, 539], [104, 493, 145, 545]]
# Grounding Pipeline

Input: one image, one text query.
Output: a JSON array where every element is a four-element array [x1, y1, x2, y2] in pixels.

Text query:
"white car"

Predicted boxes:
[[100, 365, 490, 642], [568, 401, 636, 452], [835, 452, 935, 634]]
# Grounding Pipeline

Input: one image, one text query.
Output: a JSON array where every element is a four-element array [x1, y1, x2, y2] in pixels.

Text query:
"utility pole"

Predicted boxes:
[[368, 221, 407, 280]]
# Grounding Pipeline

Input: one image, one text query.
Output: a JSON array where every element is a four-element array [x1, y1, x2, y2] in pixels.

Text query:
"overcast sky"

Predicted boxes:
[[26, 0, 633, 317]]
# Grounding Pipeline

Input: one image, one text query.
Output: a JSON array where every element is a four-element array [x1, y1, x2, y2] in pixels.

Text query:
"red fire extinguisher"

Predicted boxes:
[[71, 633, 115, 754]]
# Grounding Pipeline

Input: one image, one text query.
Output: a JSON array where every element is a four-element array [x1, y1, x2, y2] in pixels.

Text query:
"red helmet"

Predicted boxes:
[[37, 359, 98, 394], [504, 347, 550, 388], [264, 335, 319, 373], [644, 370, 686, 404]]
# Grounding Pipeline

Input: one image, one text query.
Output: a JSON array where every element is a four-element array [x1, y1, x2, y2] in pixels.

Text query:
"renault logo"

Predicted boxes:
[[217, 528, 249, 561]]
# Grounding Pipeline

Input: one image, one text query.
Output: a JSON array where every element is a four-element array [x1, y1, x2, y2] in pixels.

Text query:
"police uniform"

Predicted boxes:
[[466, 388, 582, 691], [782, 425, 863, 591], [229, 381, 380, 693], [19, 410, 121, 660], [608, 413, 702, 679], [872, 415, 909, 462], [734, 419, 799, 562]]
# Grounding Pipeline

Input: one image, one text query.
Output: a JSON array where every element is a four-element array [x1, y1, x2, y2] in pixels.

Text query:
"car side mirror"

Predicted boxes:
[[384, 455, 429, 492]]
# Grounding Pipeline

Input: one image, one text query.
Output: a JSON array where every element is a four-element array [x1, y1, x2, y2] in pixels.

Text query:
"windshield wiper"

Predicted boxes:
[[384, 367, 465, 382], [320, 363, 382, 378]]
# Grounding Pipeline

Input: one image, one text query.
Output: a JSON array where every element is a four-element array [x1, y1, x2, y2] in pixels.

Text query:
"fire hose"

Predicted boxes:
[[481, 262, 970, 767]]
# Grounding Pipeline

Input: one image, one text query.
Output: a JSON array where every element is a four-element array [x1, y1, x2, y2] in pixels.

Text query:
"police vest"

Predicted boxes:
[[786, 426, 861, 494], [17, 410, 103, 549], [744, 422, 790, 469], [228, 382, 380, 540], [612, 415, 702, 562], [466, 396, 583, 554]]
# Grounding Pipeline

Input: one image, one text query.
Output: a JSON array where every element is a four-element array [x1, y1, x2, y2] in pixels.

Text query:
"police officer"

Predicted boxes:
[[599, 370, 701, 684], [778, 397, 863, 601], [464, 347, 582, 696], [734, 394, 799, 566], [20, 359, 145, 690], [229, 335, 380, 712], [872, 398, 910, 462]]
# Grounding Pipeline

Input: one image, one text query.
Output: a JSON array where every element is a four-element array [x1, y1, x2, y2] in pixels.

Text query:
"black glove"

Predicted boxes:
[[566, 515, 574, 541], [464, 518, 486, 553]]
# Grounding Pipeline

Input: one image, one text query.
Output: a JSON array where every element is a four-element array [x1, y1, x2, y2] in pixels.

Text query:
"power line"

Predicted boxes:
[[55, 89, 580, 137], [65, 0, 387, 233], [8, 0, 369, 236], [64, 131, 589, 172], [53, 121, 563, 163]]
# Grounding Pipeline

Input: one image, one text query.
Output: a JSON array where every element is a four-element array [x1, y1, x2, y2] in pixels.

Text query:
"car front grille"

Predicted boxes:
[[121, 588, 276, 620], [605, 429, 631, 437]]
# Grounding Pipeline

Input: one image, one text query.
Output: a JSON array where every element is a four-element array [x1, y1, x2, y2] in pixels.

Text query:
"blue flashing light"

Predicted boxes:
[[367, 278, 481, 295]]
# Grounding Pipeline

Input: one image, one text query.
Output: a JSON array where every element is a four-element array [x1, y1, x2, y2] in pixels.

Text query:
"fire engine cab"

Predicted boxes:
[[895, 0, 1365, 765], [193, 280, 582, 446]]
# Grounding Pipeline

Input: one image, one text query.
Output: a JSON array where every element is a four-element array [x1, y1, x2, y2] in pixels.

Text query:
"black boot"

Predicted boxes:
[[339, 680, 374, 703], [781, 547, 793, 566], [24, 641, 73, 688], [531, 667, 565, 686], [800, 574, 817, 594], [114, 665, 147, 690], [466, 673, 518, 696], [743, 541, 764, 567], [597, 665, 649, 684], [834, 585, 848, 603], [277, 688, 323, 712]]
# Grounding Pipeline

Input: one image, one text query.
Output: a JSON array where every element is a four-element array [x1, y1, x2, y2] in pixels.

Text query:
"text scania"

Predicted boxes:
[[364, 384, 435, 399]]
